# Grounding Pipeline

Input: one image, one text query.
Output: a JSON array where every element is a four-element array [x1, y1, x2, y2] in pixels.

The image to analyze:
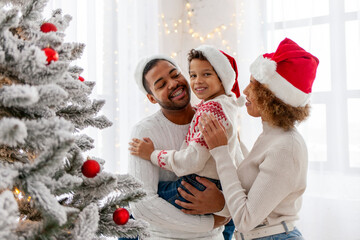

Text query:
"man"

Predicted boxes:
[[125, 55, 228, 239]]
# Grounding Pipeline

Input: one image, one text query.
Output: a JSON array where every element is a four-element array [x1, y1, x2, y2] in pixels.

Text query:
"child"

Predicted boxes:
[[129, 45, 244, 219]]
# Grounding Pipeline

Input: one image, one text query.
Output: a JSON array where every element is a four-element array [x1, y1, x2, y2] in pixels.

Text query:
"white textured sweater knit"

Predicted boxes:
[[210, 121, 308, 233], [150, 94, 243, 180], [128, 110, 224, 239]]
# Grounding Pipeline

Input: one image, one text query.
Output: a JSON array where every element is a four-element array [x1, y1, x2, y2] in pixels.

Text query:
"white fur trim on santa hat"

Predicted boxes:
[[236, 95, 246, 107], [134, 55, 182, 95], [195, 45, 235, 95], [250, 55, 311, 107]]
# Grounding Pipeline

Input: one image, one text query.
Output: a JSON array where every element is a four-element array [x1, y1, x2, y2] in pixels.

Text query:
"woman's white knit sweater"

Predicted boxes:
[[128, 110, 224, 239], [210, 121, 308, 233], [150, 94, 243, 180]]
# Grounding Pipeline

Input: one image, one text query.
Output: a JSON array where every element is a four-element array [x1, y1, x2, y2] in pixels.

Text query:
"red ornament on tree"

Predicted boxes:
[[40, 22, 58, 33], [42, 47, 59, 64], [113, 208, 130, 225], [78, 76, 85, 82], [81, 159, 100, 178]]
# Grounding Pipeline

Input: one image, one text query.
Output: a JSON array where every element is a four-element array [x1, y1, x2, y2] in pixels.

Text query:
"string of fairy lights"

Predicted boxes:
[[114, 1, 246, 170], [13, 187, 31, 202], [159, 1, 240, 59]]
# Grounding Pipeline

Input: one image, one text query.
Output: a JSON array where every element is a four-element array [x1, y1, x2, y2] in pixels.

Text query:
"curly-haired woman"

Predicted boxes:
[[176, 38, 319, 240]]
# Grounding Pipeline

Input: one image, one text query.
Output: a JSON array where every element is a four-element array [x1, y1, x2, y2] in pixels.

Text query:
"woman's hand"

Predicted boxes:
[[128, 137, 154, 160], [175, 176, 225, 215], [199, 113, 228, 149]]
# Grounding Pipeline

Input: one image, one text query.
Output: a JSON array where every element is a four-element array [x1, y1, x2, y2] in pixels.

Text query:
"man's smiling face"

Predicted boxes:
[[145, 60, 191, 110]]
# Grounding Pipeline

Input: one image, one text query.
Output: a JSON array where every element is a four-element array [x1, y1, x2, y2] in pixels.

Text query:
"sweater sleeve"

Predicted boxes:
[[210, 145, 298, 232], [150, 100, 230, 177], [128, 125, 214, 232], [150, 146, 211, 177]]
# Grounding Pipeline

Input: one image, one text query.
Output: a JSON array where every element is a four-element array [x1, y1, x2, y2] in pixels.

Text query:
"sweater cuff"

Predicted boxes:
[[209, 145, 231, 162], [150, 150, 159, 166]]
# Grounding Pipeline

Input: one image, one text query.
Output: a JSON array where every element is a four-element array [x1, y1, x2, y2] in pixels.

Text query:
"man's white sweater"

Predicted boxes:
[[210, 121, 308, 233], [128, 110, 224, 239]]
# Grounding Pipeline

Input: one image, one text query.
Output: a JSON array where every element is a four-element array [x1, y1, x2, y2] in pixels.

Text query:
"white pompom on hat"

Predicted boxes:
[[195, 45, 241, 98], [134, 55, 182, 95], [250, 38, 319, 107]]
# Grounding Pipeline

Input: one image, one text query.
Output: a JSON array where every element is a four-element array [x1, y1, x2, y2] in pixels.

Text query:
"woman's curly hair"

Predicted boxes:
[[252, 80, 310, 131]]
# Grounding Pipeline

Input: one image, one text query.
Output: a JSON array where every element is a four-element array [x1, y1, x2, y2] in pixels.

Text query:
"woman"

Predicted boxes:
[[176, 38, 319, 240]]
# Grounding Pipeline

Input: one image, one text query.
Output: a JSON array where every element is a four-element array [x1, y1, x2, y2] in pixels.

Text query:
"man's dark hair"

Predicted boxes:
[[142, 59, 175, 94]]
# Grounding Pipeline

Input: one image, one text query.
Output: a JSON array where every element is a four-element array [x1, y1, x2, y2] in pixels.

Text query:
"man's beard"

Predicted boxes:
[[157, 100, 188, 110], [156, 85, 191, 110]]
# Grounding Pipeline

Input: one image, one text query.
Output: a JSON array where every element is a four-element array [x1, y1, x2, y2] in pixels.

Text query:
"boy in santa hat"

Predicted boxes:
[[130, 45, 246, 240]]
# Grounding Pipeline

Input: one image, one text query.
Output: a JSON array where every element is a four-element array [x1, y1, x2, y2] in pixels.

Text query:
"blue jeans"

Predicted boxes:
[[118, 237, 137, 240], [118, 236, 137, 240], [158, 174, 235, 240], [248, 227, 304, 240]]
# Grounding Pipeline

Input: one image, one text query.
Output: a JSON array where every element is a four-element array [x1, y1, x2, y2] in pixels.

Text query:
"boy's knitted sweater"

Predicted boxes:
[[150, 94, 244, 179]]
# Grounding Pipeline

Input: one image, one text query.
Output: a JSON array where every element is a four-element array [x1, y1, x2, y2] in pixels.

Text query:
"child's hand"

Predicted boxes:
[[129, 137, 154, 160]]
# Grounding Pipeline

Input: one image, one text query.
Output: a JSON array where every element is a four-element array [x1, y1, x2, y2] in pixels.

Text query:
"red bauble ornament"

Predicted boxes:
[[81, 159, 100, 178], [40, 22, 58, 33], [42, 47, 59, 64], [78, 76, 85, 82], [113, 208, 130, 225]]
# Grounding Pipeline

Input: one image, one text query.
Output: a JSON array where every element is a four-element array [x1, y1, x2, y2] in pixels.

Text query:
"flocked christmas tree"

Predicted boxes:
[[0, 0, 149, 239]]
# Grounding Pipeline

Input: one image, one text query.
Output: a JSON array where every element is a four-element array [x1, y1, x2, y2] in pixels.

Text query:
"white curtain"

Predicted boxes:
[[45, 0, 161, 175], [45, 0, 360, 239]]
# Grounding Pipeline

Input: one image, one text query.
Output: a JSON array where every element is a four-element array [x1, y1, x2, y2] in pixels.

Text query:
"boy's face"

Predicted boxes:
[[145, 60, 191, 110], [189, 59, 225, 102]]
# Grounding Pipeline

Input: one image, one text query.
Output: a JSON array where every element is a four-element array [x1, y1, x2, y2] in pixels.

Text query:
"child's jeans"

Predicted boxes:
[[158, 173, 235, 240], [158, 173, 221, 207]]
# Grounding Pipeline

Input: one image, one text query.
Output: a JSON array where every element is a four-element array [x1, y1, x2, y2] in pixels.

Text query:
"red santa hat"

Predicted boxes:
[[195, 45, 241, 98], [134, 55, 182, 95], [250, 38, 319, 107]]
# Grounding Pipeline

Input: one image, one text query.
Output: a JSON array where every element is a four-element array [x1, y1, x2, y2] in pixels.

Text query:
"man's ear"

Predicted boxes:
[[146, 94, 158, 104]]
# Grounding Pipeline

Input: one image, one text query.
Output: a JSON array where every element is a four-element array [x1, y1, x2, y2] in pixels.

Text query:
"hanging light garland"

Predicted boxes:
[[160, 0, 236, 54], [13, 187, 31, 202]]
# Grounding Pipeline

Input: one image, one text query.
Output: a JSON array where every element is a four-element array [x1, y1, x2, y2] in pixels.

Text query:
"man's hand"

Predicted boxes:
[[128, 137, 154, 160], [175, 176, 225, 215], [213, 215, 231, 229]]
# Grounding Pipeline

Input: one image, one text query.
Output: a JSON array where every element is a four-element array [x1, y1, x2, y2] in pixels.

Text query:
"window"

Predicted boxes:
[[266, 0, 360, 174], [265, 1, 360, 238]]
